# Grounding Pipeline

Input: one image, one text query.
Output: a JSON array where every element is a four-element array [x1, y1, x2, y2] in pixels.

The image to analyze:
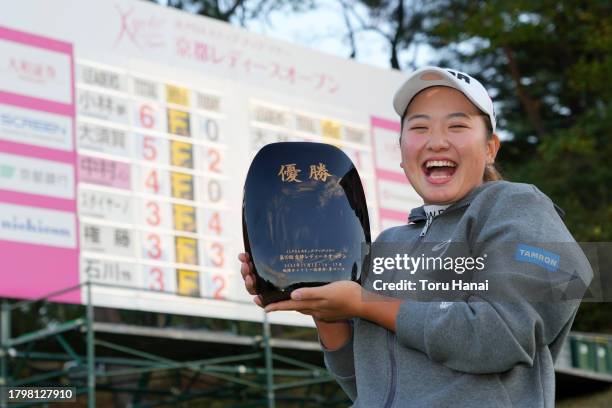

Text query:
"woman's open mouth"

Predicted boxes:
[[422, 159, 457, 184]]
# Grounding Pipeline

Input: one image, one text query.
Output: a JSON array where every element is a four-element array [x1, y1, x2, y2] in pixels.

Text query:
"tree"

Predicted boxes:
[[337, 0, 427, 68], [151, 0, 313, 25]]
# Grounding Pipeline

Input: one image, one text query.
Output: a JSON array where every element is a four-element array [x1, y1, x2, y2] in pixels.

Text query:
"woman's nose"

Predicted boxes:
[[426, 129, 450, 151]]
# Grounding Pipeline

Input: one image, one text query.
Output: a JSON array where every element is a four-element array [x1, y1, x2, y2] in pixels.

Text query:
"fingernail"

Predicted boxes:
[[291, 291, 302, 300]]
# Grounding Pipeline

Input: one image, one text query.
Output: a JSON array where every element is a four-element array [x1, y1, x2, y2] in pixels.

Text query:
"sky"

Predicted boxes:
[[244, 1, 396, 69], [239, 1, 434, 72]]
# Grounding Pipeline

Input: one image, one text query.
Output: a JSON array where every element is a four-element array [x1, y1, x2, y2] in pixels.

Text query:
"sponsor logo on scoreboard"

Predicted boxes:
[[114, 4, 167, 49], [0, 152, 75, 199], [0, 202, 76, 248], [0, 104, 73, 150], [0, 38, 72, 103]]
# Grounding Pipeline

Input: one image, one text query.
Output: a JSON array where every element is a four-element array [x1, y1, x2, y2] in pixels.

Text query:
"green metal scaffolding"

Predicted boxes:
[[0, 283, 350, 407]]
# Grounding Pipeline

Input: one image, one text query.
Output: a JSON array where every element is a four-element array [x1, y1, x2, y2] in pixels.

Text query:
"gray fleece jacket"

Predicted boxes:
[[323, 181, 593, 408]]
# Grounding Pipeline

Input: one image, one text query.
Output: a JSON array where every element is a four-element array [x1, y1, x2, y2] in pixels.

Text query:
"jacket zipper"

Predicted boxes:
[[381, 206, 469, 408], [382, 329, 398, 408], [416, 201, 471, 237]]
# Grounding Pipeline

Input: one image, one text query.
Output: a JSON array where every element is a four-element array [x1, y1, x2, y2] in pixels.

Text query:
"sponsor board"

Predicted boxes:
[[0, 202, 76, 248], [0, 152, 75, 199], [0, 104, 73, 150]]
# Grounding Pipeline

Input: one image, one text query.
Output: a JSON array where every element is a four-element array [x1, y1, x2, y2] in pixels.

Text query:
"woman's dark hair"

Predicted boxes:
[[482, 117, 503, 182]]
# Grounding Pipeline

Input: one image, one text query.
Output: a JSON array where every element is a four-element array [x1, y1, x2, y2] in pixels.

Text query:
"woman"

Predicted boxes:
[[238, 67, 592, 407]]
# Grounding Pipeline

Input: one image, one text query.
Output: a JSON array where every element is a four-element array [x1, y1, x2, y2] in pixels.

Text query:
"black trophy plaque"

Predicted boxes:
[[242, 142, 371, 306]]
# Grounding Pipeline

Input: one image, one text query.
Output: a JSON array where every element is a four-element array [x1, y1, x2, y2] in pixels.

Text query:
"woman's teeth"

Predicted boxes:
[[423, 160, 457, 180], [425, 160, 457, 169]]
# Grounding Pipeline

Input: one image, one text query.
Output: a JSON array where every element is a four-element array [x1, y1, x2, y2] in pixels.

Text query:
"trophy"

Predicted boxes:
[[242, 142, 371, 305]]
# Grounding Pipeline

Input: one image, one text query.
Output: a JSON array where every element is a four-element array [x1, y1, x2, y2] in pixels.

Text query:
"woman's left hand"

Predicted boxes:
[[264, 281, 363, 321]]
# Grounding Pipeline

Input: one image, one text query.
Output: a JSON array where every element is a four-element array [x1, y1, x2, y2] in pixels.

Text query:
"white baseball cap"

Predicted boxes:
[[393, 66, 496, 132]]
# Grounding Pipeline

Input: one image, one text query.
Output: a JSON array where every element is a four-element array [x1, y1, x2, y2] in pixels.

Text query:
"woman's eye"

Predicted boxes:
[[450, 124, 469, 129], [410, 126, 428, 131]]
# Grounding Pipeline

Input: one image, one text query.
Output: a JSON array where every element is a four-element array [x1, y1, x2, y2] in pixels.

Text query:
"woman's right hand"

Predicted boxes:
[[238, 252, 351, 349], [238, 252, 263, 307]]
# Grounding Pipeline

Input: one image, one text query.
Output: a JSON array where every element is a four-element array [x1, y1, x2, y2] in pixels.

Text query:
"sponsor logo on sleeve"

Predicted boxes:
[[515, 244, 560, 272]]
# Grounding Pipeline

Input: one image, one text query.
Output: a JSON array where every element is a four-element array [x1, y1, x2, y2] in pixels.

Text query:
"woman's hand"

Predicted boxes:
[[237, 253, 401, 332], [264, 281, 364, 322], [237, 252, 355, 350], [237, 252, 263, 307]]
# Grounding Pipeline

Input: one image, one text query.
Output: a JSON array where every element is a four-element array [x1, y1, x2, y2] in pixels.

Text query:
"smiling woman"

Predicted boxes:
[[238, 66, 593, 407], [399, 86, 500, 204]]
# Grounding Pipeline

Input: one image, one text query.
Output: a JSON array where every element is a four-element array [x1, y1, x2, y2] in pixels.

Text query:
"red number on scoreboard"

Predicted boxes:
[[208, 212, 222, 235], [212, 275, 226, 299], [147, 233, 162, 259], [143, 136, 157, 160], [146, 201, 161, 226], [145, 169, 160, 194], [207, 148, 221, 173], [210, 242, 224, 267], [149, 267, 164, 291], [140, 104, 155, 129]]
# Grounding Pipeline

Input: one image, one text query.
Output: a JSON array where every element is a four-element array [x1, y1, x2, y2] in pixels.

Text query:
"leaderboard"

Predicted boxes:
[[73, 61, 387, 303], [75, 61, 231, 299], [1, 0, 420, 325]]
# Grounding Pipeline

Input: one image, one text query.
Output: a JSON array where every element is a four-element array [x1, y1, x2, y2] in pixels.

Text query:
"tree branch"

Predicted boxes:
[[221, 0, 246, 20], [389, 0, 405, 69], [502, 45, 548, 138], [339, 0, 358, 58]]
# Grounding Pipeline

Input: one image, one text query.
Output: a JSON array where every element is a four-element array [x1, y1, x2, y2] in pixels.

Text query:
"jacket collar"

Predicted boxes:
[[407, 181, 497, 224], [406, 181, 566, 224]]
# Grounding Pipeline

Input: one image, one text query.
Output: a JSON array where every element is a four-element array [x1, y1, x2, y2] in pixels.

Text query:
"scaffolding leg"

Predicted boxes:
[[263, 313, 275, 408], [86, 283, 95, 408], [1, 300, 10, 408]]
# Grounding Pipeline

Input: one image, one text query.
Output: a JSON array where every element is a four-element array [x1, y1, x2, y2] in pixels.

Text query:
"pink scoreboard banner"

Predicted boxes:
[[370, 116, 422, 232], [0, 26, 79, 303]]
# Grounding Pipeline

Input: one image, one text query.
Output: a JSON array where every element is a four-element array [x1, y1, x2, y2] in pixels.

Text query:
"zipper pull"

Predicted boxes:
[[420, 217, 432, 237]]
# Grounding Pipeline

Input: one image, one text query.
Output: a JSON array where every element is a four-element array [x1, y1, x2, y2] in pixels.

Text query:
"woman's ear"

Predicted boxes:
[[486, 133, 501, 164]]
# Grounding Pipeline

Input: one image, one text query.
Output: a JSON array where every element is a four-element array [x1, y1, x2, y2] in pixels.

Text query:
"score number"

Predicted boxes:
[[210, 274, 227, 299], [135, 102, 166, 132], [144, 266, 176, 293]]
